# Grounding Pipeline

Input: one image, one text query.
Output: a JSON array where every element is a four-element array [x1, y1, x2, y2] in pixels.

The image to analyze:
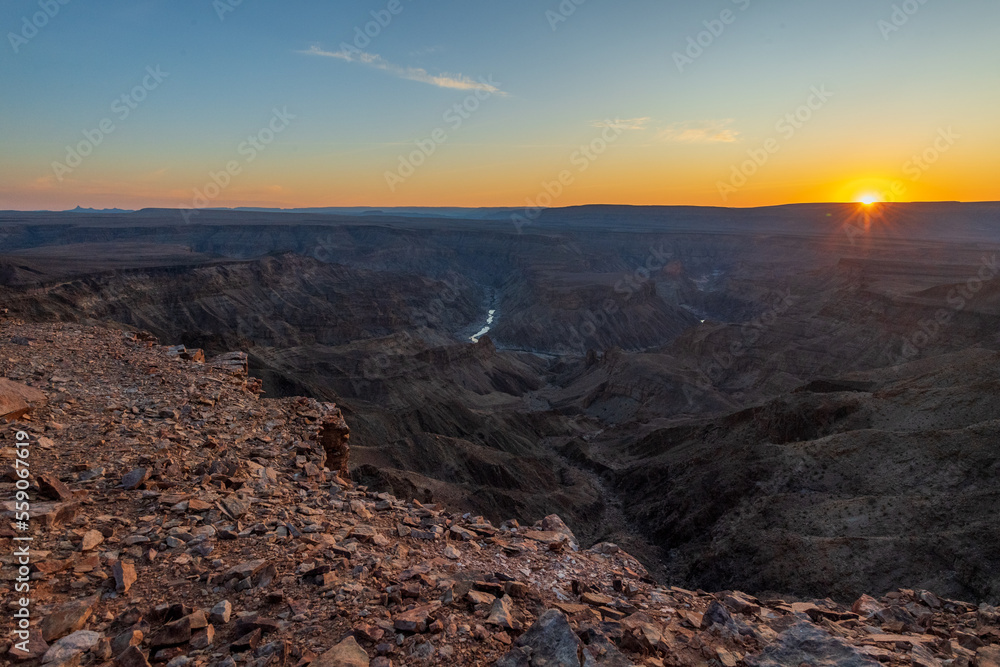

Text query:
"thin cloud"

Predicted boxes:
[[591, 117, 651, 131], [301, 45, 503, 95], [656, 119, 740, 143]]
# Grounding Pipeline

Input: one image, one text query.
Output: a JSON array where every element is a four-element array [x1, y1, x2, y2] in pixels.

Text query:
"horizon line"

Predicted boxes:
[[3, 200, 998, 214]]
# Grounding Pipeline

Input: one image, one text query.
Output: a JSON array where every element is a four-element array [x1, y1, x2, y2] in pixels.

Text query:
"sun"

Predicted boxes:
[[857, 194, 881, 206]]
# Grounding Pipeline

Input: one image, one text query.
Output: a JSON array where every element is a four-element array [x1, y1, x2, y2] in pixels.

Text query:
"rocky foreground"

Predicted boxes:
[[2, 322, 1000, 667]]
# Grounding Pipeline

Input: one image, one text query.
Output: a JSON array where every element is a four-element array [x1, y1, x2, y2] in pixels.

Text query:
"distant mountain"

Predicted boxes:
[[227, 206, 525, 220], [67, 206, 133, 213]]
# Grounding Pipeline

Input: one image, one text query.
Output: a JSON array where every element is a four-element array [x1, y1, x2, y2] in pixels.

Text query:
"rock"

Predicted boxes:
[[581, 592, 613, 606], [319, 417, 351, 480], [977, 646, 1000, 667], [702, 601, 736, 630], [233, 615, 281, 636], [487, 595, 521, 631], [745, 622, 881, 667], [450, 526, 476, 541], [9, 630, 48, 660], [38, 474, 73, 501], [186, 610, 208, 629], [468, 590, 496, 606], [92, 638, 112, 662], [120, 468, 150, 490], [222, 496, 251, 518], [3, 500, 79, 528], [42, 630, 100, 667], [444, 545, 461, 560], [851, 594, 883, 618], [579, 628, 635, 666], [40, 595, 99, 642], [589, 542, 620, 555], [918, 590, 942, 609], [504, 581, 529, 599], [110, 630, 143, 657], [148, 616, 193, 649], [189, 625, 214, 649], [223, 559, 268, 583], [495, 609, 584, 667], [539, 514, 578, 547], [621, 613, 664, 653], [394, 604, 439, 633], [722, 592, 760, 616], [112, 561, 137, 593], [911, 644, 943, 667], [210, 600, 232, 625], [115, 646, 152, 667], [231, 628, 261, 652], [0, 378, 47, 421], [313, 636, 369, 667], [716, 648, 740, 667], [80, 529, 104, 551]]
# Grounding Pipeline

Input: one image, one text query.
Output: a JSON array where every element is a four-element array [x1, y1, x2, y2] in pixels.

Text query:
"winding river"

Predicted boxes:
[[470, 309, 496, 343]]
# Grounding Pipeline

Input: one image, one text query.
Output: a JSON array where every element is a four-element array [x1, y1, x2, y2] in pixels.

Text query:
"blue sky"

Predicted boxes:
[[1, 0, 998, 209]]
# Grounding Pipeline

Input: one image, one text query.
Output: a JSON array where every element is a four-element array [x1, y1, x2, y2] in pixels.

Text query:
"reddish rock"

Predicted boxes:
[[319, 416, 351, 479], [393, 604, 439, 633], [112, 561, 137, 594], [40, 595, 99, 643], [190, 625, 214, 649], [8, 629, 48, 661], [232, 628, 262, 652], [851, 594, 883, 618], [37, 474, 73, 501], [115, 646, 152, 667], [80, 529, 104, 551], [486, 595, 522, 631], [0, 378, 47, 421], [313, 636, 369, 667], [110, 630, 143, 657], [148, 616, 193, 649]]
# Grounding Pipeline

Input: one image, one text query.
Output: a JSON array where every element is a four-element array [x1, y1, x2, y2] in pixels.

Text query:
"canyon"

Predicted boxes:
[[3, 202, 1000, 603]]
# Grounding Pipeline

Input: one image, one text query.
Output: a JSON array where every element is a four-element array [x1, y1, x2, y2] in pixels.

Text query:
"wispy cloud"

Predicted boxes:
[[591, 117, 651, 131], [300, 45, 503, 95], [656, 119, 740, 143]]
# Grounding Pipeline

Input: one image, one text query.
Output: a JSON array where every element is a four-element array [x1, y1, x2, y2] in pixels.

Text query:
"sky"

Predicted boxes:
[[1, 0, 998, 211]]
